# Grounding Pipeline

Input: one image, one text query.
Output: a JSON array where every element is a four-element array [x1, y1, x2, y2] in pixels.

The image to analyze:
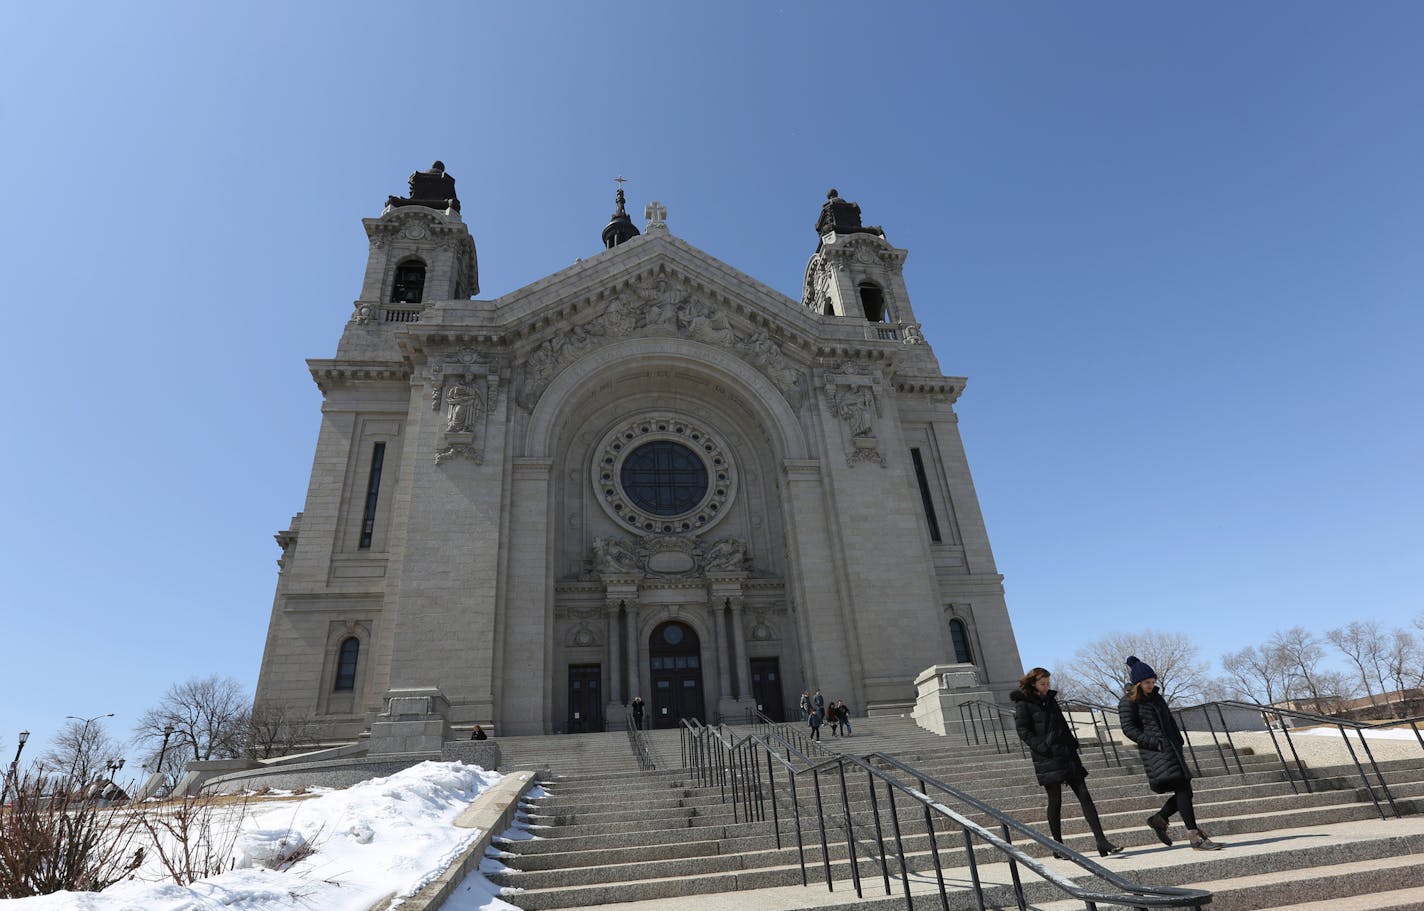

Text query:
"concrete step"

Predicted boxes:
[[502, 817, 1424, 911]]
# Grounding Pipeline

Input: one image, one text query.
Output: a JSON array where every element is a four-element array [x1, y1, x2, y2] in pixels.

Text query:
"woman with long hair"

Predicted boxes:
[[1012, 667, 1123, 858], [1117, 656, 1223, 851]]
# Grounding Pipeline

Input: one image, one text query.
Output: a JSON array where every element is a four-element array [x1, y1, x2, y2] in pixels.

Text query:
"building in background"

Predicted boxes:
[[253, 163, 1023, 739]]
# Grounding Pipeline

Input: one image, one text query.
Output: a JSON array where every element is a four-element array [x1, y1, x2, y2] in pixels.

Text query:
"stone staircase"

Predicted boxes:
[[484, 716, 1424, 910], [492, 730, 650, 778]]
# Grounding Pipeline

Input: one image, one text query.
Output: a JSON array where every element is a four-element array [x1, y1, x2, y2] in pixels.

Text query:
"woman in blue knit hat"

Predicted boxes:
[[1117, 656, 1223, 851]]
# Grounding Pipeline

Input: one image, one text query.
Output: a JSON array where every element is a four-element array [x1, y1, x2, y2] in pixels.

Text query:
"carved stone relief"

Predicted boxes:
[[824, 361, 885, 468], [514, 278, 805, 411], [429, 347, 502, 465], [587, 535, 752, 579]]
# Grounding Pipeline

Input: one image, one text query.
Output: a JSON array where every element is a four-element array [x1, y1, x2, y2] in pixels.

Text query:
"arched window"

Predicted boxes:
[[859, 282, 887, 322], [391, 260, 426, 304], [334, 637, 360, 691], [949, 619, 973, 664]]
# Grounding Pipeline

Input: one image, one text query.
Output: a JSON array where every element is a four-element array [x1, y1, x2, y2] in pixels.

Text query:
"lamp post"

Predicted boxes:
[[156, 724, 175, 777], [3, 730, 28, 803], [64, 712, 114, 786]]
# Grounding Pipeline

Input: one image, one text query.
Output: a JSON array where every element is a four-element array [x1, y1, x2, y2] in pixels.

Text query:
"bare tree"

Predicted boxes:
[[245, 704, 317, 760], [41, 718, 121, 789], [133, 675, 250, 772], [1270, 627, 1338, 714], [1220, 644, 1291, 704], [1060, 631, 1216, 706], [1327, 620, 1389, 709]]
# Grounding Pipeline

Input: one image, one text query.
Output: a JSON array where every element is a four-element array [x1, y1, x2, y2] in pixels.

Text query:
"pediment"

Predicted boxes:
[[493, 235, 826, 410], [495, 232, 819, 342]]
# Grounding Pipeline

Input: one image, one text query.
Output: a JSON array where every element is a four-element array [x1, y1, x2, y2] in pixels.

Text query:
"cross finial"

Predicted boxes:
[[613, 175, 628, 189], [644, 200, 668, 234]]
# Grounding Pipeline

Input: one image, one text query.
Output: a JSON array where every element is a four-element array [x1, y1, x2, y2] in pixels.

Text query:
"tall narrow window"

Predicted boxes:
[[859, 282, 886, 322], [391, 260, 426, 303], [949, 619, 973, 664], [359, 442, 386, 550], [335, 637, 360, 691], [910, 448, 942, 543]]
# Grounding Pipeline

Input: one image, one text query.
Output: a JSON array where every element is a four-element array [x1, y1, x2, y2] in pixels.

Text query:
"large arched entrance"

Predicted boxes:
[[648, 620, 705, 728]]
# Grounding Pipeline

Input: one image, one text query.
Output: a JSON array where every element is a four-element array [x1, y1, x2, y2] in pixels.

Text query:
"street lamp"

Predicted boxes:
[[64, 712, 114, 785], [2, 730, 28, 803], [156, 724, 175, 776]]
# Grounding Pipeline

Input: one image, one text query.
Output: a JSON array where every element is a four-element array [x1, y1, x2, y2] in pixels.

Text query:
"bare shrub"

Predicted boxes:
[[0, 772, 143, 898], [135, 790, 247, 885]]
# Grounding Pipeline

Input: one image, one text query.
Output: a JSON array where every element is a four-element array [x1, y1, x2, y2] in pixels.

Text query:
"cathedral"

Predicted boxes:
[[253, 163, 1024, 739]]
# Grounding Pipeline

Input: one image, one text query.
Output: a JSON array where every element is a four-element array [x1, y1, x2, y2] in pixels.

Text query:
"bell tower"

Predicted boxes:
[[801, 189, 922, 340], [353, 161, 478, 323]]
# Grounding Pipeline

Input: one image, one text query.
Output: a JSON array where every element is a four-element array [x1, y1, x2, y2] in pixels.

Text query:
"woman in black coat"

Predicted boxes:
[[1117, 656, 1222, 851], [1012, 667, 1122, 857]]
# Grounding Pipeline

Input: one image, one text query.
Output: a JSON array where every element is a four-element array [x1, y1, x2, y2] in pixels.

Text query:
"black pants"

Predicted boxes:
[[1158, 783, 1198, 830], [1044, 776, 1109, 845]]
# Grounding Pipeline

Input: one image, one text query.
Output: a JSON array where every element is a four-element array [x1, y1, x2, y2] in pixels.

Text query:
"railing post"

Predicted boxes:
[[1280, 721, 1313, 793], [1087, 708, 1111, 766], [837, 761, 863, 898], [962, 827, 986, 911], [812, 767, 833, 890], [1174, 710, 1204, 776], [1258, 708, 1301, 795], [1337, 723, 1386, 820], [767, 749, 781, 849], [866, 767, 891, 896], [1196, 704, 1232, 774], [885, 781, 914, 909], [1353, 727, 1400, 818], [919, 776, 950, 911], [1001, 822, 1027, 911], [789, 769, 808, 886], [1213, 704, 1246, 775]]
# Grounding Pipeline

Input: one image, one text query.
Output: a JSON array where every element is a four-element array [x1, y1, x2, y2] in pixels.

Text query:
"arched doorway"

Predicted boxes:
[[648, 621, 705, 728]]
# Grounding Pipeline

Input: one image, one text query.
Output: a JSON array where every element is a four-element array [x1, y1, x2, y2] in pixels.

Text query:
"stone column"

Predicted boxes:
[[711, 599, 732, 703], [606, 601, 623, 704], [625, 600, 641, 707], [730, 597, 753, 700]]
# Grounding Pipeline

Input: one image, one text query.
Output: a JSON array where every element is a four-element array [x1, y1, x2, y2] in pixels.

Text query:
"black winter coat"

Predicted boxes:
[[1011, 689, 1087, 787], [1117, 691, 1192, 793]]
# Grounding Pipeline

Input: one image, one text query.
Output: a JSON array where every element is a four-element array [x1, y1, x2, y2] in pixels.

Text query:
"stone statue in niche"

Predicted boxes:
[[591, 536, 641, 574], [444, 380, 482, 432], [836, 385, 876, 437], [703, 537, 749, 573]]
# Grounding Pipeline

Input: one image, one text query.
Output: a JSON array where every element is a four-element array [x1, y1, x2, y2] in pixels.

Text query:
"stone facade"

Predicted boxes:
[[253, 173, 1024, 739]]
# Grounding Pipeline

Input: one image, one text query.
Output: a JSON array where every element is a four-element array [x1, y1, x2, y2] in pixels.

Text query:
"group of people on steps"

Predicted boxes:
[[799, 688, 852, 740], [1011, 655, 1224, 858]]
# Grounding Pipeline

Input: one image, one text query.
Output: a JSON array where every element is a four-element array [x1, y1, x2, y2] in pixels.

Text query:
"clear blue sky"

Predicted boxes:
[[2, 3, 1421, 763]]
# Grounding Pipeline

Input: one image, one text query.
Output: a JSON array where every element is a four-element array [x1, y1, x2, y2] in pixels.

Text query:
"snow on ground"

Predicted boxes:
[[1299, 725, 1423, 740], [3, 761, 503, 911]]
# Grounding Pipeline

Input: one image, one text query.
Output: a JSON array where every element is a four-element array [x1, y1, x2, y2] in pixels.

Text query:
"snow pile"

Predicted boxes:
[[5, 761, 505, 911]]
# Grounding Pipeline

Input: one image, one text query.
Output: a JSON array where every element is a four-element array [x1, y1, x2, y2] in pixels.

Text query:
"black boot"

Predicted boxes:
[[1097, 841, 1125, 857], [1146, 813, 1173, 846]]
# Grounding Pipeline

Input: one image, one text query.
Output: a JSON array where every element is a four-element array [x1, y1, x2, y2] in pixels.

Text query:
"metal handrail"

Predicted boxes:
[[624, 709, 656, 771], [958, 699, 1126, 769], [1073, 697, 1411, 820], [682, 721, 1212, 909]]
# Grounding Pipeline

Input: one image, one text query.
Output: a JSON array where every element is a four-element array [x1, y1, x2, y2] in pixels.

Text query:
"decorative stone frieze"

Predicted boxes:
[[588, 534, 753, 578], [514, 278, 805, 411]]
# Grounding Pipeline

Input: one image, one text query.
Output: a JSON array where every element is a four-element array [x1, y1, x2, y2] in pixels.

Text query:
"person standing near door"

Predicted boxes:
[[631, 695, 645, 730]]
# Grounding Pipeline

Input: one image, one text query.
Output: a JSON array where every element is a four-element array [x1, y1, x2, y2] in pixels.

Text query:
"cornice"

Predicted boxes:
[[308, 359, 411, 393]]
